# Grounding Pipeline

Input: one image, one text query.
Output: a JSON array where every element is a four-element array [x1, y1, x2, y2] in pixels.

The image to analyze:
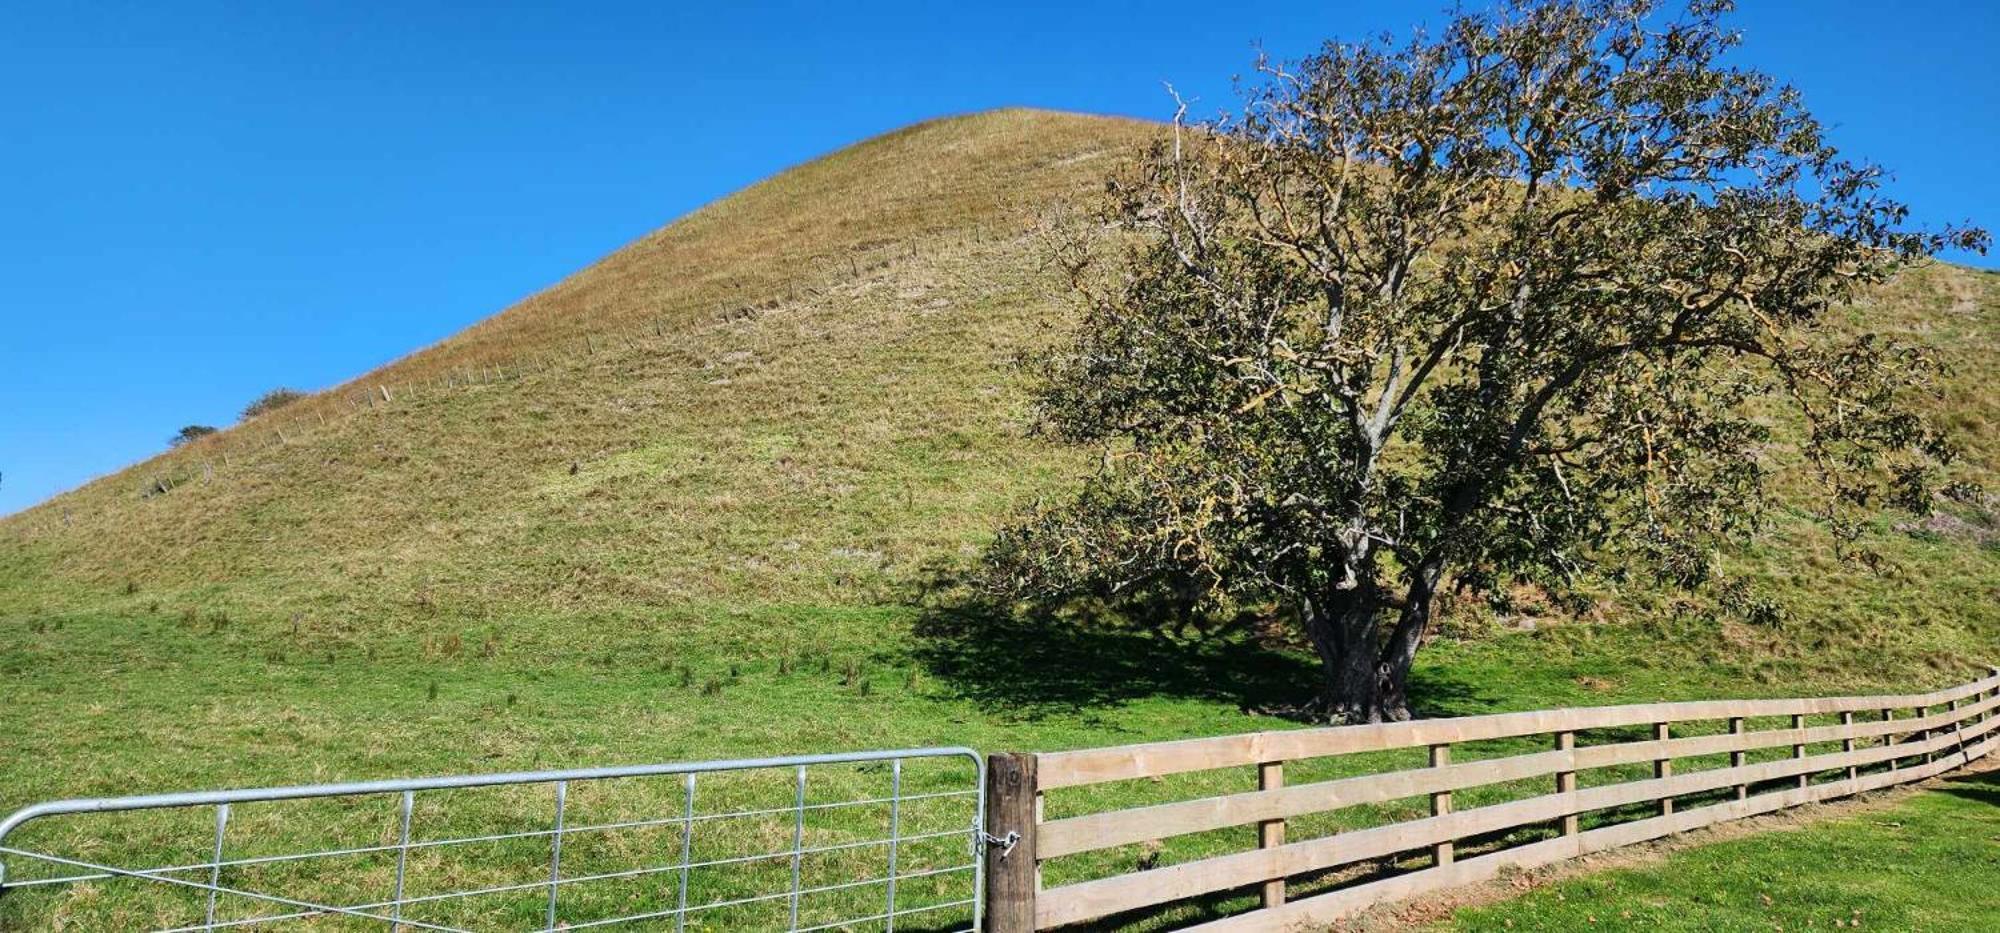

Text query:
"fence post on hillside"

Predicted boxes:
[[1652, 723, 1672, 816], [984, 752, 1037, 933], [1429, 744, 1453, 866], [1258, 760, 1285, 907], [1728, 717, 1748, 800], [1555, 731, 1578, 836], [1790, 714, 1809, 790]]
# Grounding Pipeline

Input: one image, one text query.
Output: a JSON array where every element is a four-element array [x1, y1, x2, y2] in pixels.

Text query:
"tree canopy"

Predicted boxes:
[[981, 0, 1987, 721]]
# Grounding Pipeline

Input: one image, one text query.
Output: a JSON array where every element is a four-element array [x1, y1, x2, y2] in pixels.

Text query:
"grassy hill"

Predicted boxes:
[[0, 108, 1995, 927], [0, 109, 1155, 626], [3, 107, 1994, 679]]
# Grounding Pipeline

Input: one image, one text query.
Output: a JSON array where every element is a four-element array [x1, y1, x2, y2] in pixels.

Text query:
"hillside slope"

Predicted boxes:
[[0, 110, 1154, 624], [1, 106, 1994, 684]]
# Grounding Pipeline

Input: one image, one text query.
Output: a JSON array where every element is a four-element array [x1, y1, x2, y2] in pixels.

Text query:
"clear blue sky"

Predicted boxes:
[[2, 1, 1994, 517]]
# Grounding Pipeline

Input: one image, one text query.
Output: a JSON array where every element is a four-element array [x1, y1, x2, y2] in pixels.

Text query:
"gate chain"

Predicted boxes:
[[980, 829, 1021, 859]]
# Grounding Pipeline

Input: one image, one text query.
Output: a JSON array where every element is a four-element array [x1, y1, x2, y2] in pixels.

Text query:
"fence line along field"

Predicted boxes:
[[5, 673, 1993, 930], [988, 671, 2000, 930]]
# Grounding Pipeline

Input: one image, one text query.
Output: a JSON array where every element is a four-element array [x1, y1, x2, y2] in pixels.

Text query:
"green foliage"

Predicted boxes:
[[984, 0, 1988, 721], [239, 386, 307, 421], [167, 424, 217, 447]]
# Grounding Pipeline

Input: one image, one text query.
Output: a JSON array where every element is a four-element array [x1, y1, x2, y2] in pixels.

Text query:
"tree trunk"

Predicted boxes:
[[1376, 562, 1445, 722], [1300, 591, 1387, 723]]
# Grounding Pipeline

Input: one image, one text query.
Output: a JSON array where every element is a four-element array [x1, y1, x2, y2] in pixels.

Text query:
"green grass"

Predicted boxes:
[[0, 600, 1987, 928], [1438, 767, 2000, 931], [0, 109, 1994, 929]]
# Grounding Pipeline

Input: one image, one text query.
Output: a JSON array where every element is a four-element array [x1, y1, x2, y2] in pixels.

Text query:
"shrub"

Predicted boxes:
[[241, 388, 306, 421], [169, 425, 218, 447]]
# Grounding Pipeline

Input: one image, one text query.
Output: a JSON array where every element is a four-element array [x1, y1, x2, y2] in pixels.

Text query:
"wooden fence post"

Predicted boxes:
[[1258, 761, 1285, 908], [1840, 711, 1857, 782], [1728, 717, 1748, 800], [1883, 708, 1898, 772], [1556, 731, 1578, 836], [985, 752, 1038, 933], [1949, 697, 1964, 761], [1986, 669, 2000, 732], [1652, 723, 1672, 816], [1791, 714, 1808, 790], [1914, 705, 1930, 764], [1429, 744, 1453, 866]]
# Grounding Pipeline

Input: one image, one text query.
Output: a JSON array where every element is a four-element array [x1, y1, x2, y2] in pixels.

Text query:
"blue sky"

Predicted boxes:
[[2, 1, 1994, 517]]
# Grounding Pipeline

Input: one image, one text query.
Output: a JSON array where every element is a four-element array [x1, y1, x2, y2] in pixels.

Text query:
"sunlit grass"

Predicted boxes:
[[1438, 766, 2000, 931]]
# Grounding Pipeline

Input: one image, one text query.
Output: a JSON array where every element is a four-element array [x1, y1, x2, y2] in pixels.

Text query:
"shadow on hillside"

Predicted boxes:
[[909, 596, 1494, 723], [1933, 764, 2000, 807]]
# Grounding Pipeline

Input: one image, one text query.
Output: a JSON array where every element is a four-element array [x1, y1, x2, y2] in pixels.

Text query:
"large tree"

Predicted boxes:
[[981, 0, 1986, 722]]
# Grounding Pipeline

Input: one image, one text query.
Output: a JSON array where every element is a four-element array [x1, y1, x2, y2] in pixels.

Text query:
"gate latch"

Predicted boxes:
[[979, 830, 1021, 859]]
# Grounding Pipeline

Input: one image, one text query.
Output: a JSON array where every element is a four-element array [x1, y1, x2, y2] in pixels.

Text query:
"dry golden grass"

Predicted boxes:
[[0, 109, 1162, 625]]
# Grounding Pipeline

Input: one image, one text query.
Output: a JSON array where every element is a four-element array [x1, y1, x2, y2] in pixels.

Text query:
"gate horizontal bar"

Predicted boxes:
[[0, 746, 980, 844]]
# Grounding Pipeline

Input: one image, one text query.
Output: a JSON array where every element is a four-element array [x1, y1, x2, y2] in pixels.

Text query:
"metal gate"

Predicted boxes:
[[0, 747, 984, 931]]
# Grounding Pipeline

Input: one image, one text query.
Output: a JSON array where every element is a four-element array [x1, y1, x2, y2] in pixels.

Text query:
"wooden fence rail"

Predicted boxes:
[[983, 668, 2000, 931]]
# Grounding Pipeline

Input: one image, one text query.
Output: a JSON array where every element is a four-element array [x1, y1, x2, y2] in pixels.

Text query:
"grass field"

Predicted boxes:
[[0, 109, 1995, 929], [3, 601, 1992, 928], [1433, 765, 2000, 931]]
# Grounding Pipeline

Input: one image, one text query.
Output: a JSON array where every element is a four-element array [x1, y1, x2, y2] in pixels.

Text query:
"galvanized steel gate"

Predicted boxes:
[[0, 747, 984, 931]]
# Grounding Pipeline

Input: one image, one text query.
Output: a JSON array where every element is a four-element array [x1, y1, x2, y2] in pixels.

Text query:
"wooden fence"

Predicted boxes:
[[981, 669, 2000, 931]]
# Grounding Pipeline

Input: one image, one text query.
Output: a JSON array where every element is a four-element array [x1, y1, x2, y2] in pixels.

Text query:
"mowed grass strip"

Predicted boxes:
[[1435, 766, 2000, 932]]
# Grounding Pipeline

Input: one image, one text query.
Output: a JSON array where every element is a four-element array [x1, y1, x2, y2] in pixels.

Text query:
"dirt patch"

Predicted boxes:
[[1895, 508, 1999, 547]]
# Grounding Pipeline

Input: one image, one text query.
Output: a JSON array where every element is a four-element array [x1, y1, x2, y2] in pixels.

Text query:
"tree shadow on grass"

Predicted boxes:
[[1404, 665, 1509, 719], [908, 596, 1495, 723], [1933, 763, 2000, 807]]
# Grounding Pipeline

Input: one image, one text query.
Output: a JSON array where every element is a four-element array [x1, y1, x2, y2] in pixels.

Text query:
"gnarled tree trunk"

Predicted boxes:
[[1299, 562, 1445, 723], [1301, 590, 1401, 723], [1375, 562, 1445, 720]]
